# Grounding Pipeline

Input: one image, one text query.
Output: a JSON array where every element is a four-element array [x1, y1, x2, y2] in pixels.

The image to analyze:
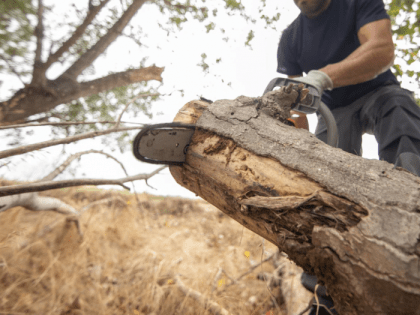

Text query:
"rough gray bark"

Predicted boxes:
[[169, 87, 420, 315]]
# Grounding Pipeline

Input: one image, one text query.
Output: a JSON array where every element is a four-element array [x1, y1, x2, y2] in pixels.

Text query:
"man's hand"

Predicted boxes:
[[293, 70, 334, 96]]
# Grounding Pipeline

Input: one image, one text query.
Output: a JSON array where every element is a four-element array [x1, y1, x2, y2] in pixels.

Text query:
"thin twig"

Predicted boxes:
[[0, 126, 143, 160], [0, 166, 166, 197]]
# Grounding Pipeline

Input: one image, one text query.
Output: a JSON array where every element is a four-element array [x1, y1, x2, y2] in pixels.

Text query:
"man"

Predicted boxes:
[[276, 0, 420, 314]]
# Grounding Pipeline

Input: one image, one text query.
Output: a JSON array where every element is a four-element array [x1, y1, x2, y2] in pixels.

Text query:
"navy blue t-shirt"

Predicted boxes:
[[277, 0, 399, 110]]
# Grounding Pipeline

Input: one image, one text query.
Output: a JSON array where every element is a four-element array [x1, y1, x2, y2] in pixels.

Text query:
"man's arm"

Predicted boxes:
[[319, 18, 395, 88]]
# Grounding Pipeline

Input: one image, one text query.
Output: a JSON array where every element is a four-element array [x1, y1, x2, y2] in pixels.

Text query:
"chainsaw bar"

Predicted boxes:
[[132, 123, 196, 165]]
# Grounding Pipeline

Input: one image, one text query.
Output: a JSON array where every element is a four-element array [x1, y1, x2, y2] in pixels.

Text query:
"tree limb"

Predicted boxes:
[[0, 192, 78, 214], [0, 120, 143, 130], [59, 0, 149, 80], [32, 0, 45, 86], [0, 166, 165, 197], [0, 166, 166, 197], [41, 149, 130, 181], [0, 125, 143, 160], [76, 66, 164, 99], [114, 92, 159, 129], [43, 0, 111, 70], [0, 66, 163, 125]]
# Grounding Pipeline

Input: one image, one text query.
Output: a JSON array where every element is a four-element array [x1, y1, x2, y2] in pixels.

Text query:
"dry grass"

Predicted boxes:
[[0, 179, 286, 315]]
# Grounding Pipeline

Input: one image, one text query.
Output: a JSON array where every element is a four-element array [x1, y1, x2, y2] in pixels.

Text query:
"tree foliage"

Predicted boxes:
[[385, 0, 420, 105], [0, 0, 419, 153]]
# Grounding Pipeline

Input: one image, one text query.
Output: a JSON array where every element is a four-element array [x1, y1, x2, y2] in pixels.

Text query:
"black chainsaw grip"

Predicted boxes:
[[263, 77, 339, 148]]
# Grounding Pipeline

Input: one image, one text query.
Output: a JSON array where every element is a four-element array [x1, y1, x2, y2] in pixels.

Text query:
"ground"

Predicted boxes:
[[0, 179, 308, 315]]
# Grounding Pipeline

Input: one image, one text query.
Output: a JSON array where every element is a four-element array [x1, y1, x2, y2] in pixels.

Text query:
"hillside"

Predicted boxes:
[[0, 180, 310, 315]]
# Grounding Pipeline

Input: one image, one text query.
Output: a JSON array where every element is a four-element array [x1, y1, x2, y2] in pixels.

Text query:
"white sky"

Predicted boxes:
[[1, 0, 419, 199]]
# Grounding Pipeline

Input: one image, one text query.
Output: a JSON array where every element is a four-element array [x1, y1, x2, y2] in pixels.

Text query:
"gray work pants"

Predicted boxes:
[[304, 82, 420, 314], [315, 81, 420, 176]]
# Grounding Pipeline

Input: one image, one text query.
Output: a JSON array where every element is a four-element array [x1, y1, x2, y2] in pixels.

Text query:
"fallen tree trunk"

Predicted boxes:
[[169, 87, 420, 315]]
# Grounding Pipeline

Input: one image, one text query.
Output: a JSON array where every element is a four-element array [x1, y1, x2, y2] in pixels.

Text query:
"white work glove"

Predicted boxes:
[[293, 70, 334, 96]]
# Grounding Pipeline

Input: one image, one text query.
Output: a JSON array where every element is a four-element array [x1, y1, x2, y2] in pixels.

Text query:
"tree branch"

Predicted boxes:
[[0, 166, 166, 197], [0, 192, 78, 214], [114, 93, 159, 129], [59, 0, 149, 80], [77, 66, 164, 100], [41, 149, 130, 181], [0, 126, 143, 160], [32, 0, 45, 85], [44, 0, 111, 70], [0, 120, 143, 130], [0, 66, 163, 125]]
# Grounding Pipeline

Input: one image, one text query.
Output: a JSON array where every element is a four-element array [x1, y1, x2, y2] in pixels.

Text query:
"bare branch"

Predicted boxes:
[[0, 66, 163, 124], [32, 0, 45, 85], [0, 126, 143, 160], [0, 192, 78, 214], [41, 149, 130, 181], [120, 166, 167, 183], [76, 66, 164, 99], [0, 166, 166, 197], [59, 0, 149, 80], [0, 120, 143, 130], [44, 0, 111, 70], [114, 93, 159, 129]]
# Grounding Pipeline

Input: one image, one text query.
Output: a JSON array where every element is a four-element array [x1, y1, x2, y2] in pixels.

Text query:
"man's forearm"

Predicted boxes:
[[319, 40, 395, 88]]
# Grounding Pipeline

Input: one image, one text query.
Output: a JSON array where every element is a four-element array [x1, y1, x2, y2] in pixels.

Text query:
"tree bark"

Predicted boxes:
[[0, 66, 163, 125], [0, 0, 157, 125], [169, 89, 420, 315]]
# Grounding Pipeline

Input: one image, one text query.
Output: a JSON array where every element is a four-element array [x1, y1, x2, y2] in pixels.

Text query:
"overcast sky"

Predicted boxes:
[[1, 0, 419, 199]]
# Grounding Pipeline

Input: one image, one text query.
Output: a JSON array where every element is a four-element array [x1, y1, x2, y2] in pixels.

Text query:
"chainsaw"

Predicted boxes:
[[132, 78, 338, 165]]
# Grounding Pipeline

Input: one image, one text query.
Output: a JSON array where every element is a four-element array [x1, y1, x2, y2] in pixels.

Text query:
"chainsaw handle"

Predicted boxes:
[[263, 77, 339, 148], [318, 101, 339, 148]]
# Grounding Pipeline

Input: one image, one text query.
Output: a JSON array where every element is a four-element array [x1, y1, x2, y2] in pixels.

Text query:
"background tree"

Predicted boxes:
[[0, 0, 279, 151], [386, 0, 420, 105], [0, 0, 418, 147]]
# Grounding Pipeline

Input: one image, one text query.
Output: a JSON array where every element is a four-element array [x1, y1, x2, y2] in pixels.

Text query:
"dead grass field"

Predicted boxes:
[[0, 180, 296, 315]]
